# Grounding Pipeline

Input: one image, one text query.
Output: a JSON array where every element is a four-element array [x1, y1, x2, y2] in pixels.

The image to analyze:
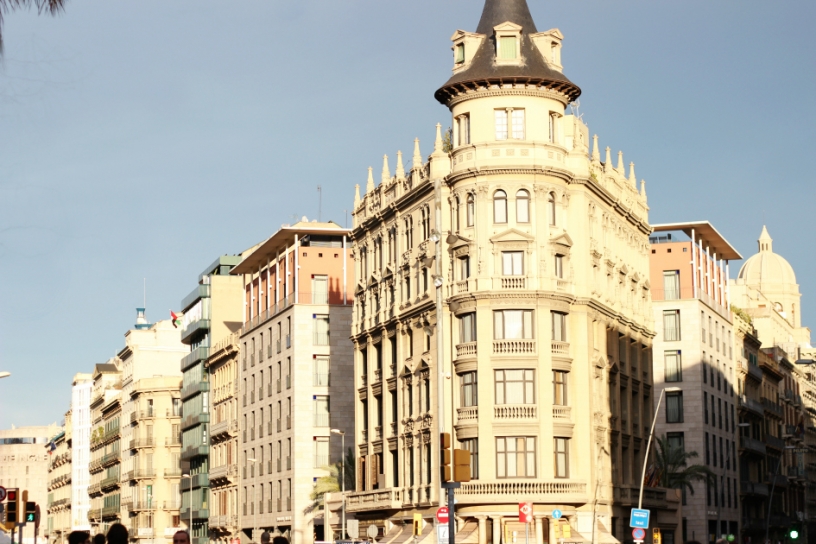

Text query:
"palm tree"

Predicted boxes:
[[653, 434, 714, 495], [0, 0, 66, 53], [304, 447, 355, 514]]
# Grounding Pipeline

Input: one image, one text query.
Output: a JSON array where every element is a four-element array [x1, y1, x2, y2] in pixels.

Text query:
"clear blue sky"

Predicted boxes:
[[1, 0, 814, 429]]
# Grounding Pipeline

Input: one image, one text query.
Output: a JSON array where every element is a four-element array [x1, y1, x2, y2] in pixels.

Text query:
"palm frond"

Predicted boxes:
[[0, 0, 66, 54], [654, 435, 714, 496]]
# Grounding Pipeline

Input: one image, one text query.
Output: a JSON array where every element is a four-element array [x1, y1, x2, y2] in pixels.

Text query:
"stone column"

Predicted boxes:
[[534, 516, 545, 544], [491, 516, 502, 544], [476, 516, 487, 544], [548, 517, 557, 544]]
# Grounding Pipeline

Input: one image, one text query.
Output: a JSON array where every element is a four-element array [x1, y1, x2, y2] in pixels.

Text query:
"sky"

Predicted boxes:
[[0, 0, 814, 430]]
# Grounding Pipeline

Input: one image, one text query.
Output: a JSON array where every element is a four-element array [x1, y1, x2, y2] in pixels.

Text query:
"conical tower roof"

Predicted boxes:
[[435, 0, 581, 104]]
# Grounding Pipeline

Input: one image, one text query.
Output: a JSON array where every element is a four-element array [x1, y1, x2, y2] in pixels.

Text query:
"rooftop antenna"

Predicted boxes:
[[317, 185, 322, 222], [143, 278, 146, 309], [344, 209, 348, 229]]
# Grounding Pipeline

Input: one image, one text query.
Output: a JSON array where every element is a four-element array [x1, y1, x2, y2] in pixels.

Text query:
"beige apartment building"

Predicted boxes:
[[46, 420, 72, 543], [348, 0, 679, 542], [89, 362, 124, 533], [648, 222, 741, 543], [0, 424, 59, 544], [118, 315, 187, 541], [207, 332, 241, 544], [232, 220, 355, 544]]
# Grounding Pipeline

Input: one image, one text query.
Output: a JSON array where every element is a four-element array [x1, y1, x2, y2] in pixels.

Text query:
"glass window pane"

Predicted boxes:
[[499, 36, 517, 59], [495, 110, 508, 140], [511, 109, 525, 139], [504, 311, 523, 339]]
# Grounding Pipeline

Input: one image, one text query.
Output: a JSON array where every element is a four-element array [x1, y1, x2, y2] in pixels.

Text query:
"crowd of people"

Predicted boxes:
[[66, 525, 190, 544]]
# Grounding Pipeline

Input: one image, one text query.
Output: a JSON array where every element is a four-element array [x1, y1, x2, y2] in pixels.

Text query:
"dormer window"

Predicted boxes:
[[494, 22, 522, 66], [455, 43, 465, 64], [498, 36, 517, 60]]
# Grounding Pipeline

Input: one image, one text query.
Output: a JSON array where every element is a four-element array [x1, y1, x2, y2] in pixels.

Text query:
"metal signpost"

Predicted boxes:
[[518, 503, 533, 544]]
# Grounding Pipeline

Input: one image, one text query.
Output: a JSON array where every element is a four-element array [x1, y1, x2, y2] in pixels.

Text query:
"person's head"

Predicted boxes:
[[173, 531, 190, 544], [106, 523, 128, 544], [93, 534, 106, 544], [68, 531, 90, 544]]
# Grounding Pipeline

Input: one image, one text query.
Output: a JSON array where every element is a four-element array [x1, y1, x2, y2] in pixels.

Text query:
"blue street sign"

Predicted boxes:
[[552, 509, 562, 520], [632, 529, 646, 540], [629, 508, 650, 529]]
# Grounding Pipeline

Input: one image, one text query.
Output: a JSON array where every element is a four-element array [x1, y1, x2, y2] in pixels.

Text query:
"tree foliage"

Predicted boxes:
[[304, 447, 355, 515], [654, 434, 714, 495], [0, 0, 66, 53]]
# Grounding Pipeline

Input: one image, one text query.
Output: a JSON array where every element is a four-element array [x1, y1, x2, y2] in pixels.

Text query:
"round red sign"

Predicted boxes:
[[436, 507, 450, 524]]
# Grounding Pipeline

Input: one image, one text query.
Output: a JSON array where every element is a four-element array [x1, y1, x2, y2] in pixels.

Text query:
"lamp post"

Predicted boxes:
[[638, 387, 681, 509], [182, 473, 192, 541], [765, 446, 796, 544], [330, 429, 345, 540], [0, 371, 10, 379], [248, 458, 258, 543]]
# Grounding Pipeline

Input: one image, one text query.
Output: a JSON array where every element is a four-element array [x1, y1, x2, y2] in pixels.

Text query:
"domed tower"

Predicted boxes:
[[736, 225, 802, 327]]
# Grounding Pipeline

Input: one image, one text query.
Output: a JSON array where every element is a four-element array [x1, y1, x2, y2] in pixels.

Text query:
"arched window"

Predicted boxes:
[[516, 189, 530, 223], [494, 190, 507, 223], [466, 194, 475, 227], [548, 193, 557, 226]]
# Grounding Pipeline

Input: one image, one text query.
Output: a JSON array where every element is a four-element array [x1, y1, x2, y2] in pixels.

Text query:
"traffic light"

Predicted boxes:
[[453, 448, 471, 482], [6, 488, 19, 526], [790, 527, 800, 540], [441, 433, 452, 481], [412, 514, 422, 536], [653, 528, 662, 544], [25, 501, 36, 523]]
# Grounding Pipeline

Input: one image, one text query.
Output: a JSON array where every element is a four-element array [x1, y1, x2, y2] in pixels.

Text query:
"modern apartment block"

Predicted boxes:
[[206, 332, 242, 544], [88, 362, 124, 533], [178, 255, 243, 544], [348, 0, 679, 541], [118, 316, 187, 540], [649, 222, 742, 543], [232, 220, 355, 544]]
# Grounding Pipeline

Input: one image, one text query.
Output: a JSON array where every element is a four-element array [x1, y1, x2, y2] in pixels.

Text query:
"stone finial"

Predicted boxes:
[[413, 138, 422, 168], [629, 162, 636, 185], [366, 167, 375, 193], [433, 123, 443, 153], [604, 147, 612, 171], [381, 155, 391, 184], [616, 151, 624, 173], [396, 151, 405, 179], [592, 135, 600, 162], [640, 180, 646, 197], [354, 184, 361, 207]]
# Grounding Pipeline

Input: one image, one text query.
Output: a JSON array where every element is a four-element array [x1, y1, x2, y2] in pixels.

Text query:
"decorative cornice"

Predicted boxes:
[[446, 85, 572, 108]]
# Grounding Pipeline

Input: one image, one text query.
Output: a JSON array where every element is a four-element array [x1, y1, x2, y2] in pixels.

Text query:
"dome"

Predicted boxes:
[[737, 225, 797, 287]]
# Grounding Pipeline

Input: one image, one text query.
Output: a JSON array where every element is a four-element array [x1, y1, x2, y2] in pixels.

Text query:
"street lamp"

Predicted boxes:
[[330, 429, 345, 540], [0, 371, 10, 379], [182, 473, 192, 540], [638, 386, 682, 509], [765, 445, 797, 544], [248, 458, 258, 543]]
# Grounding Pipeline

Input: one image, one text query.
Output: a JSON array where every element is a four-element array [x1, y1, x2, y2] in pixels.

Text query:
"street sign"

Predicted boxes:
[[0, 486, 6, 502], [437, 525, 449, 542], [347, 519, 359, 539], [518, 502, 533, 524], [633, 528, 646, 540], [629, 509, 650, 529], [367, 525, 379, 539], [436, 506, 450, 524], [551, 509, 562, 520]]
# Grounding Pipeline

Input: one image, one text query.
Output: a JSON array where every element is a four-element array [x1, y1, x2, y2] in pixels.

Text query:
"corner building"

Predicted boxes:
[[350, 0, 679, 542]]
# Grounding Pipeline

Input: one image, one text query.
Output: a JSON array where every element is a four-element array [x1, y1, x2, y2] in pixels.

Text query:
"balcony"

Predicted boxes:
[[181, 318, 211, 343], [456, 480, 588, 505], [181, 283, 210, 312], [181, 347, 210, 372], [346, 488, 404, 512], [766, 435, 785, 451], [553, 406, 572, 420], [191, 473, 209, 488], [102, 505, 120, 518], [165, 436, 181, 447], [761, 398, 783, 417], [501, 277, 526, 289], [211, 419, 230, 438], [131, 437, 155, 449], [164, 468, 181, 478], [739, 395, 765, 417], [493, 340, 535, 355], [131, 501, 157, 512], [767, 474, 788, 488], [134, 529, 154, 539], [613, 485, 669, 509], [551, 342, 570, 357], [455, 342, 477, 359], [100, 476, 120, 491], [101, 451, 120, 468], [181, 412, 210, 431], [494, 405, 537, 419], [456, 406, 478, 424], [181, 380, 209, 401], [133, 468, 156, 479], [739, 436, 766, 456], [739, 480, 769, 496], [181, 444, 209, 461], [786, 466, 805, 480], [88, 483, 102, 496]]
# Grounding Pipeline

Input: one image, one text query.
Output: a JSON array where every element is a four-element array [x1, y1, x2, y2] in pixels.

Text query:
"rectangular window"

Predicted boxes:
[[459, 256, 471, 280], [502, 251, 523, 276], [511, 109, 525, 139], [705, 432, 710, 465], [499, 36, 517, 60], [312, 275, 329, 304], [552, 312, 567, 342], [667, 432, 685, 453], [666, 392, 684, 423], [554, 437, 569, 478], [455, 43, 465, 64], [663, 310, 681, 341], [663, 270, 680, 300], [664, 350, 682, 382], [313, 315, 330, 345], [459, 312, 477, 344], [496, 437, 535, 478], [460, 438, 479, 480], [457, 114, 470, 146], [313, 356, 330, 386], [493, 310, 533, 339], [313, 396, 330, 427], [704, 391, 708, 424], [494, 110, 508, 140], [554, 255, 564, 279], [495, 369, 535, 405], [553, 371, 568, 406], [460, 372, 478, 407], [314, 437, 329, 468]]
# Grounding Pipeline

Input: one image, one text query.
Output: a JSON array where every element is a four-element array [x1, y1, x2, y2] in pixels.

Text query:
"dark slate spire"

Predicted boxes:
[[435, 0, 581, 105]]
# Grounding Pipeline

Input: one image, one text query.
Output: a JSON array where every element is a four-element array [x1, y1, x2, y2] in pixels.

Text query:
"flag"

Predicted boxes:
[[170, 310, 183, 328], [48, 441, 56, 455]]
